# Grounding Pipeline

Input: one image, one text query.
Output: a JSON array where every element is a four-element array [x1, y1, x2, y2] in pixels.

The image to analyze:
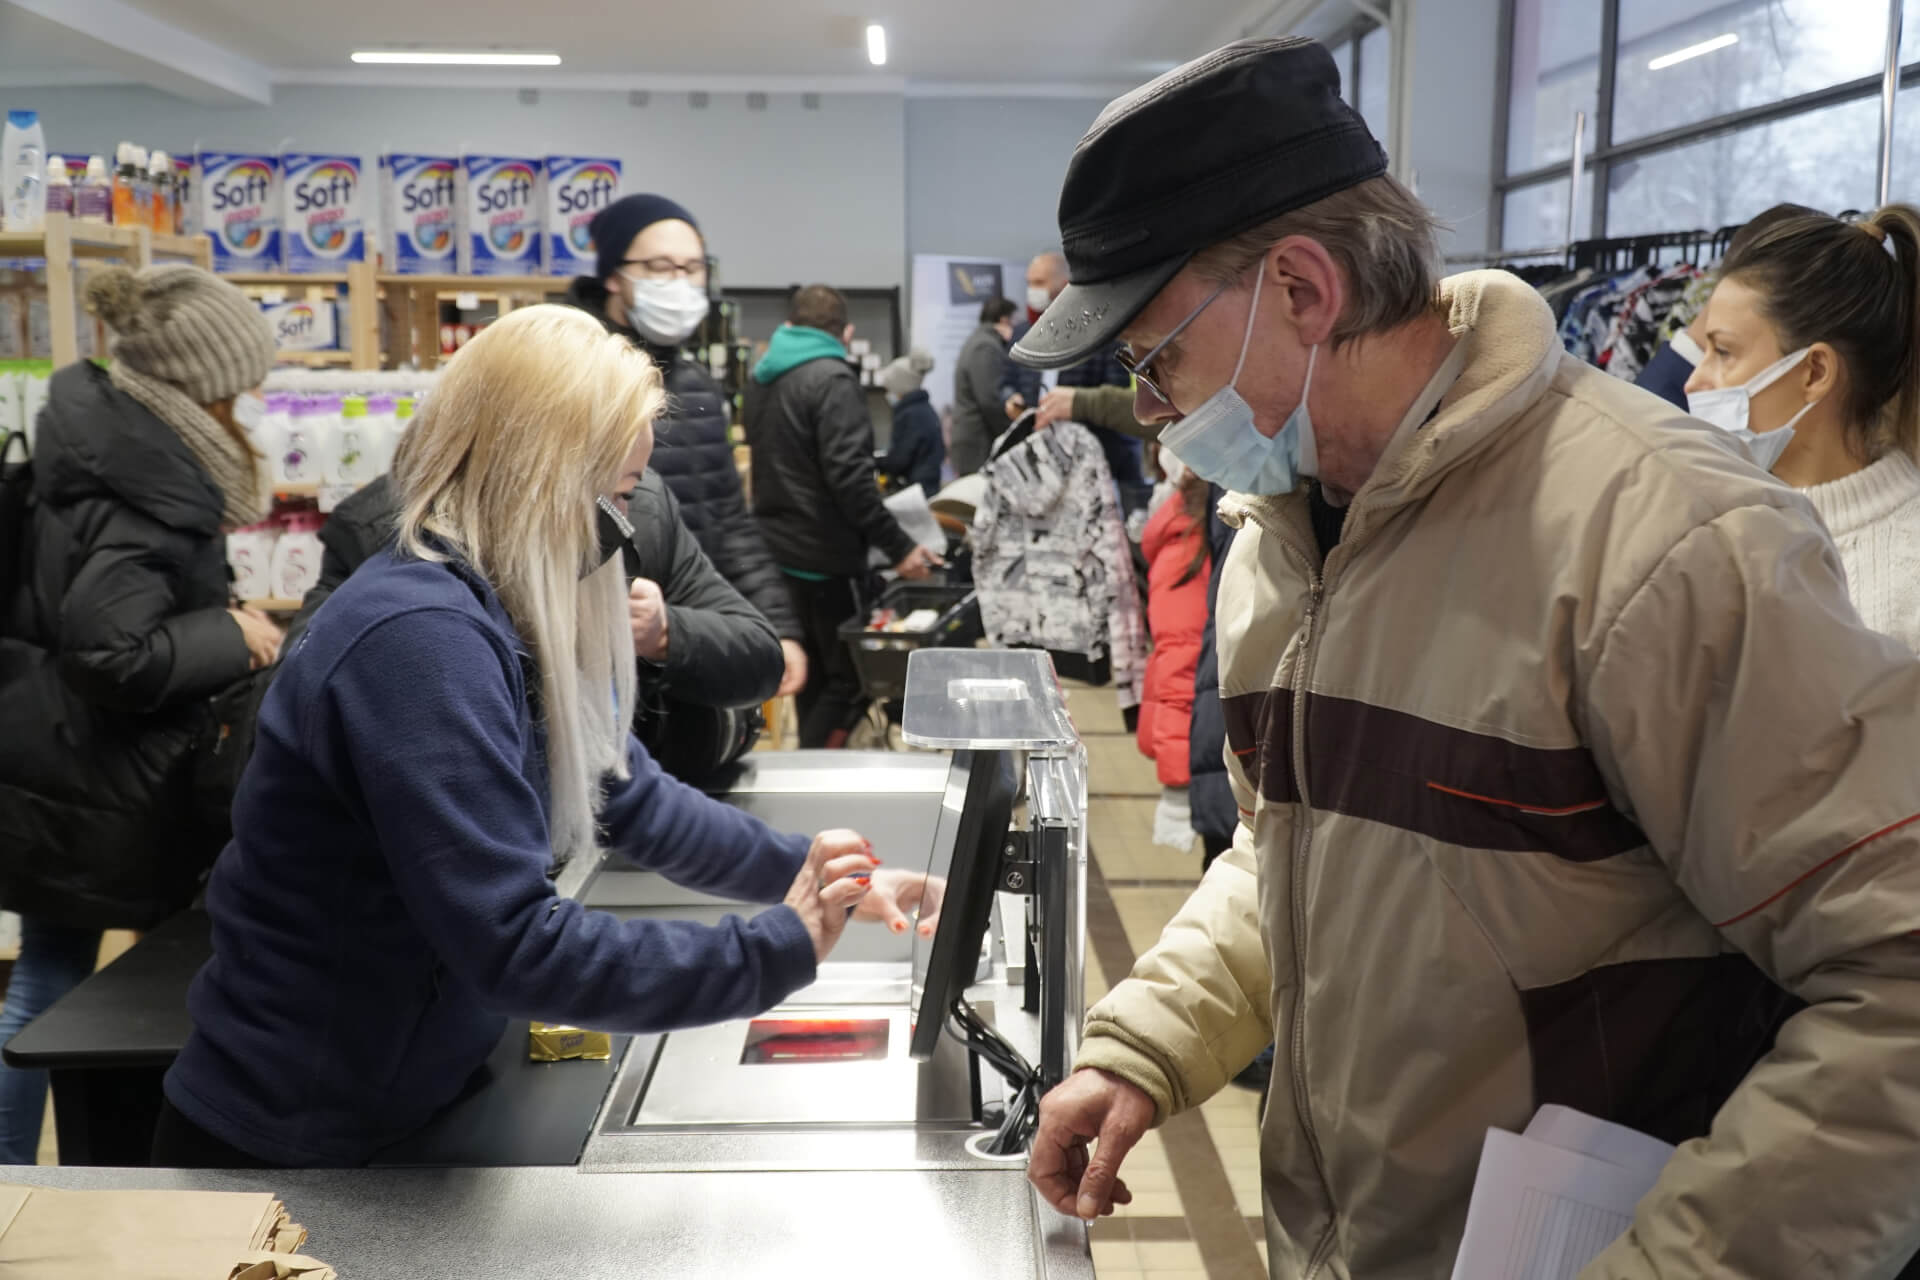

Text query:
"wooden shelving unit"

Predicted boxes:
[[225, 260, 380, 371], [0, 212, 213, 366], [378, 272, 566, 369]]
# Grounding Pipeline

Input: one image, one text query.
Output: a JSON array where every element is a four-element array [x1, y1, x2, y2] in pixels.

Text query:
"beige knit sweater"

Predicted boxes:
[[1802, 449, 1920, 654]]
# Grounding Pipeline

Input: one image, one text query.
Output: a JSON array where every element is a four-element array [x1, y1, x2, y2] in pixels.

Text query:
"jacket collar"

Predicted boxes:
[[1237, 270, 1562, 534]]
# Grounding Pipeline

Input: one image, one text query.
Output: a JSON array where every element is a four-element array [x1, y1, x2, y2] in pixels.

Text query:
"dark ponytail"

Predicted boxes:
[[1719, 203, 1920, 462]]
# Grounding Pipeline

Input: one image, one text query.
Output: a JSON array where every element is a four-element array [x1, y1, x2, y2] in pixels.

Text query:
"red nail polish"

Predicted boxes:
[[853, 875, 871, 885]]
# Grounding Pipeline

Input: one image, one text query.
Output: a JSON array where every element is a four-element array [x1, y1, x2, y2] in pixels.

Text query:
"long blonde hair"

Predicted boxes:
[[391, 305, 665, 863]]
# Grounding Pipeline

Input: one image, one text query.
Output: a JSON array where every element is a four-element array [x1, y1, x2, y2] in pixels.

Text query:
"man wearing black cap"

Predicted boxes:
[[1023, 38, 1920, 1277], [565, 194, 809, 701]]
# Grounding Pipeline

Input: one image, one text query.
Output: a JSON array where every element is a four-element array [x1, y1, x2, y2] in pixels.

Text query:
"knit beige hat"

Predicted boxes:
[[86, 264, 275, 405], [879, 348, 935, 398]]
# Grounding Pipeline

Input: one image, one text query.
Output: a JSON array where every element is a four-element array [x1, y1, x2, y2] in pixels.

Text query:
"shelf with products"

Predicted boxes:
[[376, 273, 568, 370], [225, 260, 380, 372], [0, 212, 214, 367]]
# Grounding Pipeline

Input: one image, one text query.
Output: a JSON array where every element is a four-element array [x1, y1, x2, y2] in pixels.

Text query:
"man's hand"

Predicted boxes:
[[1029, 1068, 1156, 1221], [1035, 387, 1076, 430], [777, 639, 809, 698], [1004, 394, 1027, 422], [627, 578, 670, 662], [893, 545, 944, 581]]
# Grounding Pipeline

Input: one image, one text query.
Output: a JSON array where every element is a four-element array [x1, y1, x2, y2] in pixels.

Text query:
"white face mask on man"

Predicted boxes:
[[1027, 284, 1054, 313], [1686, 347, 1819, 473], [621, 273, 711, 347]]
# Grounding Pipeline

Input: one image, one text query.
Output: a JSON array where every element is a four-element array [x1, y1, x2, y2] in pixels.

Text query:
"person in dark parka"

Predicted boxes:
[[564, 193, 810, 699], [0, 264, 283, 1164], [877, 349, 944, 497]]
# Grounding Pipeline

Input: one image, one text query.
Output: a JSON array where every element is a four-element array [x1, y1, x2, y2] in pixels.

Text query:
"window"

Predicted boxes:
[[1358, 25, 1392, 146], [1614, 0, 1895, 144], [1502, 174, 1596, 250], [1506, 0, 1602, 174], [1495, 0, 1919, 251], [1605, 94, 1881, 235]]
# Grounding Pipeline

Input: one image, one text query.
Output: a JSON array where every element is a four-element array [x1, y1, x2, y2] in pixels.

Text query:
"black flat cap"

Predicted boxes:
[[1012, 37, 1387, 370]]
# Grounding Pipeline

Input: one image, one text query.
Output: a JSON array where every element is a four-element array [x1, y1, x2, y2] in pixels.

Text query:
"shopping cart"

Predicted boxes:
[[838, 581, 983, 750]]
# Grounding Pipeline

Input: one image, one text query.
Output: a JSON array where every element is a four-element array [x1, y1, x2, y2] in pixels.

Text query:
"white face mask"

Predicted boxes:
[[232, 391, 266, 435], [1686, 347, 1818, 473], [621, 274, 711, 347], [1158, 268, 1319, 496], [1026, 284, 1054, 313]]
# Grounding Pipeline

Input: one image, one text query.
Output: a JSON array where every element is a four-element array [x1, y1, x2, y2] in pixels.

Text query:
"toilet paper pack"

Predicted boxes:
[[544, 156, 621, 276], [197, 152, 281, 271], [381, 153, 458, 275], [458, 155, 542, 276], [282, 153, 366, 272], [261, 299, 338, 350]]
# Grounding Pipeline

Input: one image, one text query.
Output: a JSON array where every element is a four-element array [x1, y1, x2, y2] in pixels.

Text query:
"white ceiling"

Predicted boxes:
[[1, 0, 1305, 97]]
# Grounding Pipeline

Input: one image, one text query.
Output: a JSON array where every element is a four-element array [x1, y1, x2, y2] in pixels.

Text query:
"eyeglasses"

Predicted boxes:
[[1116, 280, 1232, 404], [622, 257, 710, 285]]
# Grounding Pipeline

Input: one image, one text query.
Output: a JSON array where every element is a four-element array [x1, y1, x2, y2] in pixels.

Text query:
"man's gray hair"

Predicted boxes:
[[1190, 175, 1443, 346]]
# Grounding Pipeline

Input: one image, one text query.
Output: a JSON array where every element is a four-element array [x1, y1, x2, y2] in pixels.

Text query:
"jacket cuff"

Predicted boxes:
[[752, 904, 819, 1005], [1074, 1032, 1175, 1126]]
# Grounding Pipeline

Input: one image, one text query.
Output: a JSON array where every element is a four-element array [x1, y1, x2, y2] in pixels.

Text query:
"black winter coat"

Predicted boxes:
[[1188, 484, 1238, 847], [563, 277, 800, 641], [745, 356, 917, 579], [881, 390, 945, 497], [286, 472, 781, 711], [0, 362, 252, 928]]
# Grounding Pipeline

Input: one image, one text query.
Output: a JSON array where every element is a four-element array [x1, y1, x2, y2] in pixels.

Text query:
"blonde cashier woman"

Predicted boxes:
[[155, 307, 942, 1168], [1685, 204, 1920, 652]]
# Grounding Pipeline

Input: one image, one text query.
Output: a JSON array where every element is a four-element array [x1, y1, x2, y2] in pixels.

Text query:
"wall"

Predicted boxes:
[[903, 95, 1104, 267], [9, 84, 907, 288], [1404, 0, 1503, 256]]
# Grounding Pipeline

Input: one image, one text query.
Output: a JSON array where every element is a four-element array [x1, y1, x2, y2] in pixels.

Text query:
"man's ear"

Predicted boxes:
[[844, 324, 857, 345], [1267, 236, 1345, 347]]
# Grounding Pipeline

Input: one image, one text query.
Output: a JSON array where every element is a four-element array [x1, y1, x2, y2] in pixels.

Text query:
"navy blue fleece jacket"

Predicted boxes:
[[164, 548, 814, 1166]]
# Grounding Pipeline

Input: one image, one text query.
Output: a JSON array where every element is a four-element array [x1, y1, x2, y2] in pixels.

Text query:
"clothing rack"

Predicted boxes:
[[1448, 224, 1746, 274]]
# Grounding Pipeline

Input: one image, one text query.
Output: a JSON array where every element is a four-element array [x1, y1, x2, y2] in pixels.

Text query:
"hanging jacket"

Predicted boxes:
[[881, 389, 945, 498], [563, 277, 800, 641], [1075, 270, 1920, 1278], [0, 361, 252, 929], [1135, 496, 1210, 786], [1187, 484, 1238, 846], [971, 418, 1145, 709], [746, 327, 918, 578], [286, 472, 781, 713]]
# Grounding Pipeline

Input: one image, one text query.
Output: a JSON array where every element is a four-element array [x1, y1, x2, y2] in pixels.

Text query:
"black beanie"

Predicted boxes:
[[590, 194, 702, 282]]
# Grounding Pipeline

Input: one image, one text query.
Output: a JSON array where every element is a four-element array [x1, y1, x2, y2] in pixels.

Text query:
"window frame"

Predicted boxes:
[[1492, 0, 1916, 252]]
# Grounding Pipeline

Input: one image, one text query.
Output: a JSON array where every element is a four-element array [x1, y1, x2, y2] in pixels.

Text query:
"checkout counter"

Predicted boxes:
[[4, 650, 1097, 1279]]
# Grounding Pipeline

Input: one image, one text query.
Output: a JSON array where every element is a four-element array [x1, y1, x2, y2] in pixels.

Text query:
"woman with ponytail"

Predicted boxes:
[[1685, 204, 1920, 651], [156, 306, 941, 1168]]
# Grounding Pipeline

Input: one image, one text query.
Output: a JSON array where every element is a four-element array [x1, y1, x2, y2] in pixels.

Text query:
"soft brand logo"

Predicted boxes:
[[293, 162, 356, 213], [211, 160, 273, 212], [277, 305, 315, 343], [556, 165, 617, 216], [477, 164, 536, 214], [401, 164, 456, 214]]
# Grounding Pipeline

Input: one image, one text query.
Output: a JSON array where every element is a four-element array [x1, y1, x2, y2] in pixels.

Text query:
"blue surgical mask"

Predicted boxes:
[[1158, 267, 1319, 496]]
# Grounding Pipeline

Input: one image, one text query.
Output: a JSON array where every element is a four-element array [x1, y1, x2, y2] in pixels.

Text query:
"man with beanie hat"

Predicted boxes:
[[877, 349, 943, 498], [1022, 38, 1920, 1277], [0, 263, 282, 1163], [565, 193, 809, 703]]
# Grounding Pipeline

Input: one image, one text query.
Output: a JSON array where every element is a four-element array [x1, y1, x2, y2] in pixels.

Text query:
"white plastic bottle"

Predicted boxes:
[[74, 155, 111, 223], [43, 155, 71, 219], [329, 395, 379, 485], [363, 393, 399, 474], [2, 110, 46, 232], [276, 395, 334, 487], [270, 511, 326, 599]]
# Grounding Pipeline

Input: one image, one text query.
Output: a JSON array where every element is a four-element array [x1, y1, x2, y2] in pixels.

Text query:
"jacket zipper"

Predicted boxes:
[[1243, 504, 1340, 1278]]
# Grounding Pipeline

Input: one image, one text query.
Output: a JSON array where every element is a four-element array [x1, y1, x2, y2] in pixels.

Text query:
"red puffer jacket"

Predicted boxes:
[[1135, 495, 1211, 786]]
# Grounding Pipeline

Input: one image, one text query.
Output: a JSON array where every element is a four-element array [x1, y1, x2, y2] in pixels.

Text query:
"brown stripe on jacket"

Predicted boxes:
[[1221, 689, 1645, 861]]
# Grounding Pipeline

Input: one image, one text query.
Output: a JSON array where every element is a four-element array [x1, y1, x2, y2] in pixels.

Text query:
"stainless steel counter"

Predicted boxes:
[[0, 1163, 1091, 1280]]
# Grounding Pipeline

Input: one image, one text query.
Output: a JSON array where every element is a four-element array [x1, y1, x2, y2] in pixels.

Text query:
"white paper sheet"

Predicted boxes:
[[1451, 1109, 1675, 1280], [868, 484, 947, 567]]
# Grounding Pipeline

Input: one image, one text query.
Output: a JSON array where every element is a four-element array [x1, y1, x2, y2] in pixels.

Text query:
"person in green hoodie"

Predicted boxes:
[[745, 285, 940, 748]]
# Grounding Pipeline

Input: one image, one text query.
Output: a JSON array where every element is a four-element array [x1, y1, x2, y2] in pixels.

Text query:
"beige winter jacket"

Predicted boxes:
[[1076, 270, 1920, 1279]]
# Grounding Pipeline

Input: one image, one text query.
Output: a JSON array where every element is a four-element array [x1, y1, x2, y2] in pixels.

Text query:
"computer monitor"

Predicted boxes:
[[908, 749, 1017, 1063]]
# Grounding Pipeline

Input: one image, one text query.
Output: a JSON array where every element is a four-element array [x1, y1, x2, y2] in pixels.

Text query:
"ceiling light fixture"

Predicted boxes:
[[1647, 33, 1738, 72], [866, 24, 888, 67], [350, 51, 562, 67]]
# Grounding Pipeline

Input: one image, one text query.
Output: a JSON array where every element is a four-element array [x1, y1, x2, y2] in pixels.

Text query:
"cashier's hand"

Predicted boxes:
[[893, 546, 943, 581], [854, 868, 944, 939], [1034, 388, 1076, 430], [786, 829, 879, 963], [1029, 1068, 1155, 1221], [628, 578, 670, 662]]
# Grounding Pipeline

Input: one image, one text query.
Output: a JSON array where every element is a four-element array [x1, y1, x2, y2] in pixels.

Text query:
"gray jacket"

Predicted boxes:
[[949, 324, 1010, 478]]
